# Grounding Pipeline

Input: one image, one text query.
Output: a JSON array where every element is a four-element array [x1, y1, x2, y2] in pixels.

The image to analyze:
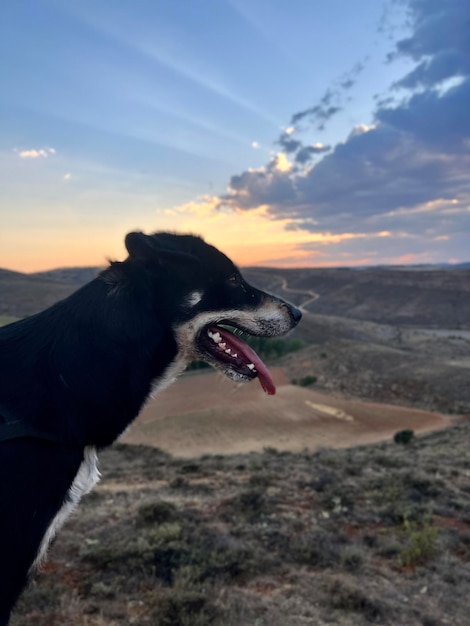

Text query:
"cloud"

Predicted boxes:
[[63, 173, 72, 181], [377, 79, 470, 151], [391, 0, 470, 88], [16, 147, 56, 159], [290, 61, 365, 130], [295, 143, 331, 164], [18, 149, 48, 159], [208, 0, 470, 263], [220, 155, 296, 210], [276, 130, 331, 164], [277, 133, 302, 154], [291, 100, 341, 129]]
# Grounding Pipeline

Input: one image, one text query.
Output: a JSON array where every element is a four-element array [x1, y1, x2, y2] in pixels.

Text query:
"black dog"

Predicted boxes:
[[0, 231, 301, 622]]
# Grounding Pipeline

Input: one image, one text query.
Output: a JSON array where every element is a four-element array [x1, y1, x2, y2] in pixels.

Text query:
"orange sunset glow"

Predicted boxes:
[[1, 1, 469, 274]]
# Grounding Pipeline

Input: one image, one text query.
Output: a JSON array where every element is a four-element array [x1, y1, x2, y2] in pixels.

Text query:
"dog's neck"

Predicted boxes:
[[0, 277, 180, 448]]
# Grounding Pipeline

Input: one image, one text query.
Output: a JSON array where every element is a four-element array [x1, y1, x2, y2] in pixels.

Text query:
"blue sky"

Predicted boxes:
[[1, 0, 469, 270]]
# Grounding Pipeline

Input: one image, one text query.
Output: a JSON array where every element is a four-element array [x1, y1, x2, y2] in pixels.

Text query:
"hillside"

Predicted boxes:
[[280, 337, 470, 415], [243, 267, 470, 329], [11, 423, 470, 625], [2, 263, 470, 415], [31, 267, 101, 286], [0, 269, 78, 318]]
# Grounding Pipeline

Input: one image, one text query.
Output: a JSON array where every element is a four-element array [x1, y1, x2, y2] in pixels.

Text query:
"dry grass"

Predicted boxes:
[[11, 422, 470, 626]]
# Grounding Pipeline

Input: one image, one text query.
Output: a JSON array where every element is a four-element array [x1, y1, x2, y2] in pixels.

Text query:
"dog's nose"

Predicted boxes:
[[287, 303, 302, 326]]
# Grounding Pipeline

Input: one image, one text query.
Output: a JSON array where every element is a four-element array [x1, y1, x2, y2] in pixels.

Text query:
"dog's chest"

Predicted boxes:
[[32, 446, 100, 572]]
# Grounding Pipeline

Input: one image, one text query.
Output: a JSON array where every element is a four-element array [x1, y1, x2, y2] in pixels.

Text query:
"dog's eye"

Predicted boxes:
[[227, 274, 241, 286]]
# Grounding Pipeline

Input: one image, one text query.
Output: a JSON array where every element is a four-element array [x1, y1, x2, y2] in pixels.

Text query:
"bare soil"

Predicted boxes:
[[121, 368, 449, 457]]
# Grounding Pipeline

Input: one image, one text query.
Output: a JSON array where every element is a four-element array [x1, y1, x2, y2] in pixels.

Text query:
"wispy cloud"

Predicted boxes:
[[16, 147, 56, 159], [290, 61, 365, 130], [66, 5, 280, 128]]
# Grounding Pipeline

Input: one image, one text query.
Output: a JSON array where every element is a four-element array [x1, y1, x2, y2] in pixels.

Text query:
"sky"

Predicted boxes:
[[1, 0, 469, 271]]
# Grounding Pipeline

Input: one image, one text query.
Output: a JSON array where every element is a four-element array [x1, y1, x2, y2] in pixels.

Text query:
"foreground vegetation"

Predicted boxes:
[[11, 422, 470, 625]]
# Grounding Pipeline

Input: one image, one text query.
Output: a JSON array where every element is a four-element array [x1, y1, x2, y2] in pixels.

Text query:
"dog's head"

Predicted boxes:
[[118, 231, 301, 394]]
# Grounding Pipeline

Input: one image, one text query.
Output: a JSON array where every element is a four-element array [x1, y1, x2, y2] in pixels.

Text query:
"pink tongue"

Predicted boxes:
[[216, 327, 276, 395]]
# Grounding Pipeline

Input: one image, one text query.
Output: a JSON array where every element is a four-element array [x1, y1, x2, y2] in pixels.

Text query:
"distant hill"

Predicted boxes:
[[31, 266, 102, 285], [0, 266, 102, 318], [0, 268, 81, 319], [243, 266, 470, 329]]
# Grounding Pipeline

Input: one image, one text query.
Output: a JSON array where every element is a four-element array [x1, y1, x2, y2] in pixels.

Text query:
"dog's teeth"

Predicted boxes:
[[208, 330, 222, 344], [219, 342, 226, 349], [225, 349, 232, 354], [247, 363, 255, 370], [232, 353, 238, 358]]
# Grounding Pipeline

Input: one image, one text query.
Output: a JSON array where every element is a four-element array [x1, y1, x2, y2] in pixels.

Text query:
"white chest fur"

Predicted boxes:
[[31, 446, 100, 572]]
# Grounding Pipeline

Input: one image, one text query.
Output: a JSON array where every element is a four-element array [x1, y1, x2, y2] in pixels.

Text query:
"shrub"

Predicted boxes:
[[151, 588, 219, 626], [240, 335, 305, 361], [179, 463, 201, 474], [186, 360, 211, 371], [292, 375, 317, 387], [137, 500, 178, 526], [325, 576, 385, 621], [398, 513, 440, 567], [289, 531, 341, 568], [340, 548, 366, 572], [229, 489, 268, 521], [248, 472, 272, 489], [394, 429, 415, 445]]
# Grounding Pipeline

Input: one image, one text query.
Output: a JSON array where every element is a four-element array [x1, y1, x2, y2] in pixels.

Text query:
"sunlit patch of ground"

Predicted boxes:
[[120, 368, 450, 456]]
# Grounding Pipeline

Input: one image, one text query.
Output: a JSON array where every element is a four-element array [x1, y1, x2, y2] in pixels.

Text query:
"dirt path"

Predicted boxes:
[[120, 368, 450, 458], [271, 275, 320, 312], [279, 277, 320, 312]]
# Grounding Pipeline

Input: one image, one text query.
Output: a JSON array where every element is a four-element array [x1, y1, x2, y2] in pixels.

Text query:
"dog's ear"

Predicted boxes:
[[125, 231, 200, 271], [125, 232, 153, 260]]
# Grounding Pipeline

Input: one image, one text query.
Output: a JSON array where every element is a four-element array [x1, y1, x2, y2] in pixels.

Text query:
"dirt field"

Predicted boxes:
[[120, 368, 450, 456]]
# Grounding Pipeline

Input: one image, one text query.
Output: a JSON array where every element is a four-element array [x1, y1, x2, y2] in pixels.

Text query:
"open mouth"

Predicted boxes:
[[198, 323, 276, 395]]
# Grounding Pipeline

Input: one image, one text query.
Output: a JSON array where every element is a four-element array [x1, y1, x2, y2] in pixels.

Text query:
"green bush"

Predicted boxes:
[[137, 500, 178, 526], [244, 336, 304, 360], [186, 360, 211, 371], [398, 513, 439, 567], [394, 429, 415, 445], [292, 375, 317, 386], [151, 588, 219, 626], [229, 489, 268, 521]]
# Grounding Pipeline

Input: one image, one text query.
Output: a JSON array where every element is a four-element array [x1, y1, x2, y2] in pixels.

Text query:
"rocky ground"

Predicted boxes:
[[11, 422, 470, 626]]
